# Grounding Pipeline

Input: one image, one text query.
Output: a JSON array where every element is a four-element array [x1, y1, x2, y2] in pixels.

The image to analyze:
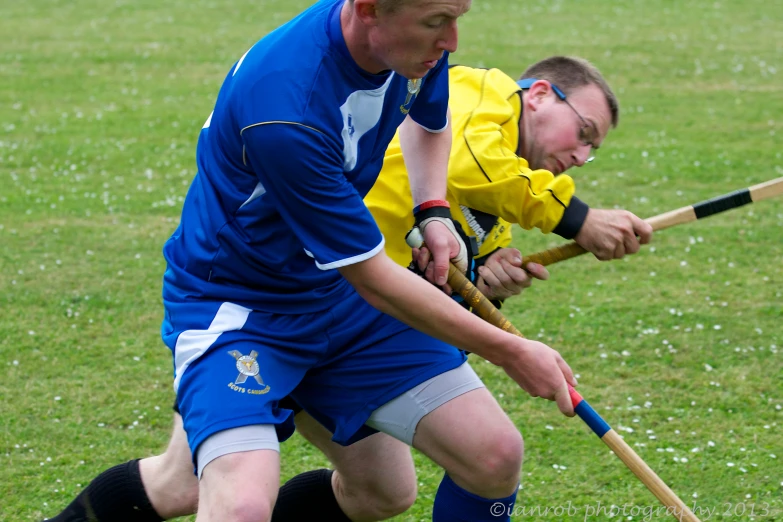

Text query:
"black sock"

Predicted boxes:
[[271, 469, 351, 522], [44, 459, 163, 522]]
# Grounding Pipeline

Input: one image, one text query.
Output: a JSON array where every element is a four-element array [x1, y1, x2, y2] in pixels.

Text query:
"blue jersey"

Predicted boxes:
[[162, 0, 450, 313]]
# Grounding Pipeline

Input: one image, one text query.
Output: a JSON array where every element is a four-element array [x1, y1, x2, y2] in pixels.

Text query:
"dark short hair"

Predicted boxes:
[[521, 56, 619, 128]]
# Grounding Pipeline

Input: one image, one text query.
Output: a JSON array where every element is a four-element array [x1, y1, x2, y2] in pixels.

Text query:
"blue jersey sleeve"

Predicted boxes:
[[408, 53, 450, 132], [241, 122, 385, 270]]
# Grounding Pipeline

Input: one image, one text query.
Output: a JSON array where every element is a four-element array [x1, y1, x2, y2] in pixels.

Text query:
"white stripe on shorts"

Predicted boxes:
[[173, 302, 252, 391]]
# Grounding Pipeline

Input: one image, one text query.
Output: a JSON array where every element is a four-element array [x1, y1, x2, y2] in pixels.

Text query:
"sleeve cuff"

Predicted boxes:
[[553, 196, 589, 239]]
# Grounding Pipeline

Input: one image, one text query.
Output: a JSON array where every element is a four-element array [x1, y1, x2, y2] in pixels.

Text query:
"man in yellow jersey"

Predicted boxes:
[[369, 55, 650, 307], [46, 56, 650, 522]]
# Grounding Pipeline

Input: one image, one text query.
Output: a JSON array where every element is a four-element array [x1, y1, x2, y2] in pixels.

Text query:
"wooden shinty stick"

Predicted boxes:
[[524, 176, 783, 267], [447, 265, 702, 522], [406, 228, 701, 521]]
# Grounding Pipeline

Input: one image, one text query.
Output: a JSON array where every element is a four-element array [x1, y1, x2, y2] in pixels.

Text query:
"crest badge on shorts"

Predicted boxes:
[[227, 350, 271, 395]]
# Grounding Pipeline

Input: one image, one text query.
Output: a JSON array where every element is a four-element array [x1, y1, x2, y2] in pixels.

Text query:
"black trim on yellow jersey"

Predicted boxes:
[[552, 196, 589, 239]]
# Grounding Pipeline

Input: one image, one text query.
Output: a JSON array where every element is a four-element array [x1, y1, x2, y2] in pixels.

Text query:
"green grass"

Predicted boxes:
[[1, 0, 782, 520]]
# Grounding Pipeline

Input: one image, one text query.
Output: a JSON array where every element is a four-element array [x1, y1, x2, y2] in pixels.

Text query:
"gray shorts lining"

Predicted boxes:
[[366, 361, 484, 445], [194, 362, 484, 475], [196, 424, 279, 479]]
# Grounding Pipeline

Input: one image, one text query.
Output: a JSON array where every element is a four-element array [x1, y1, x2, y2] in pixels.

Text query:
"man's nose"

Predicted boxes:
[[438, 19, 459, 53], [572, 144, 594, 167]]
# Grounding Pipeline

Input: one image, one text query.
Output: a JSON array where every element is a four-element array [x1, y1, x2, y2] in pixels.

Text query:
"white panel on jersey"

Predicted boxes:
[[172, 302, 252, 391], [203, 111, 213, 129], [340, 74, 395, 171], [233, 48, 252, 76], [240, 182, 267, 209]]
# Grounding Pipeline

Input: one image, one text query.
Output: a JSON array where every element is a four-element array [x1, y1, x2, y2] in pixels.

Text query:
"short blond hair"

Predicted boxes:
[[521, 56, 619, 128], [348, 0, 411, 13]]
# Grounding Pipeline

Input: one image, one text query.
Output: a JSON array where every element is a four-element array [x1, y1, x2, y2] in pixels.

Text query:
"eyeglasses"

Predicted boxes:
[[517, 78, 597, 163], [549, 84, 596, 163]]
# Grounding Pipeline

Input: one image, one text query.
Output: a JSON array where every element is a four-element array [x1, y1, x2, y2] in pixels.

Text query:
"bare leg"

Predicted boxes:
[[413, 387, 523, 498], [139, 413, 199, 518], [295, 413, 417, 522], [196, 449, 280, 522]]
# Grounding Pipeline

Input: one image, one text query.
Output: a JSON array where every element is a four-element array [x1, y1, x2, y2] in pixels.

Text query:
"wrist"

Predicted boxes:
[[413, 206, 452, 227], [482, 330, 521, 366], [413, 199, 450, 215]]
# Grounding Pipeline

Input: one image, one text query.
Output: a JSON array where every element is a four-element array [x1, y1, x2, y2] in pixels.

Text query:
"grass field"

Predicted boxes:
[[1, 0, 781, 520]]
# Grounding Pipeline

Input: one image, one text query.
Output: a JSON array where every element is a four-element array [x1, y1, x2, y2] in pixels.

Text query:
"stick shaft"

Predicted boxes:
[[570, 390, 700, 521], [447, 266, 700, 522], [524, 176, 783, 267], [749, 176, 783, 202], [448, 265, 520, 335], [601, 431, 701, 522]]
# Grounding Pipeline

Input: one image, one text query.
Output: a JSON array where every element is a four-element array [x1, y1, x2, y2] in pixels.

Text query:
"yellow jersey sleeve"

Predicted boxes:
[[365, 66, 584, 268]]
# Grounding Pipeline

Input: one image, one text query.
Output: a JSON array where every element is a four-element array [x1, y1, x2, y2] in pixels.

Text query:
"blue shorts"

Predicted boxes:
[[162, 287, 467, 460]]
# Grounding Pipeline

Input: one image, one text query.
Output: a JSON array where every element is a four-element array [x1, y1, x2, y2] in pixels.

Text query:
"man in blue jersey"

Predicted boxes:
[[44, 1, 587, 522]]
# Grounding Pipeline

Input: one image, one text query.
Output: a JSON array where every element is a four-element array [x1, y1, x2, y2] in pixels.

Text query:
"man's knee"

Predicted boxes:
[[222, 493, 274, 522], [367, 472, 417, 518], [336, 470, 417, 520], [478, 427, 524, 485], [296, 414, 416, 519], [459, 426, 523, 496]]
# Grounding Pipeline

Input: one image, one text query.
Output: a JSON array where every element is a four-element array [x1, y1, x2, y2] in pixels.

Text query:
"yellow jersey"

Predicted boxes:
[[365, 65, 581, 266]]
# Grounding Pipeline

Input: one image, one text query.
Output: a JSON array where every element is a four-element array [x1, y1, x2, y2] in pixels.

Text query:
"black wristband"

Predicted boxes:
[[553, 196, 589, 239], [413, 206, 452, 227]]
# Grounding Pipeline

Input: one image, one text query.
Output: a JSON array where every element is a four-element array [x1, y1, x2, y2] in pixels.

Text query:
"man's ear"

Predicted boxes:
[[352, 0, 380, 26], [524, 79, 553, 111]]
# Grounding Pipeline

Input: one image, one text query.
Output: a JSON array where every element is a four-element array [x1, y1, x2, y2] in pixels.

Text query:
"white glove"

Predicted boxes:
[[417, 216, 469, 274]]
